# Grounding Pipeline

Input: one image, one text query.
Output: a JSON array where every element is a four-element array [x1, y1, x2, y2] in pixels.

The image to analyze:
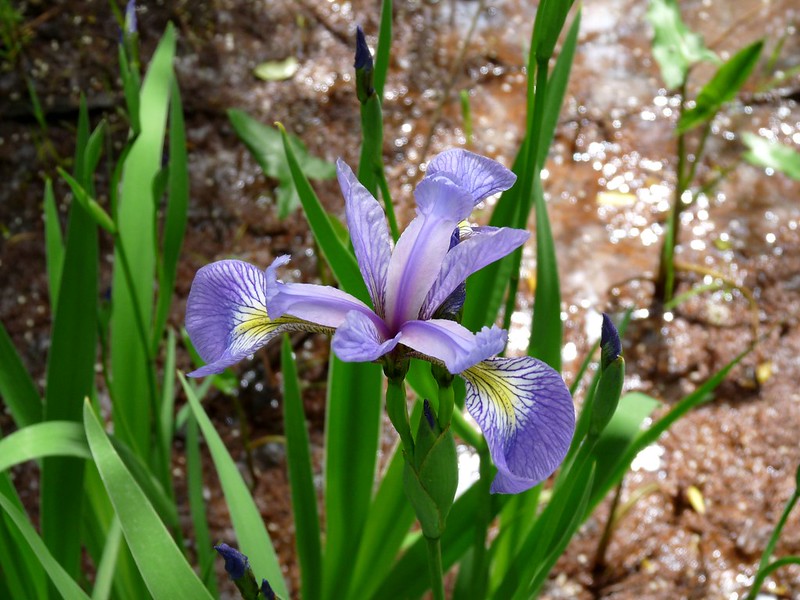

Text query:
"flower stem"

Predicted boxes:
[[385, 375, 414, 455], [437, 379, 454, 431], [426, 535, 445, 600]]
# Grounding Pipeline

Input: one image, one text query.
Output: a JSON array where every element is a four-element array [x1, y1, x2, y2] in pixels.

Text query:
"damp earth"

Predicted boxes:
[[1, 0, 799, 598]]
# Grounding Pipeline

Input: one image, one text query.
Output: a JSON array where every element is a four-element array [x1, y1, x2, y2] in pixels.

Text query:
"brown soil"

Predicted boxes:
[[1, 1, 799, 598]]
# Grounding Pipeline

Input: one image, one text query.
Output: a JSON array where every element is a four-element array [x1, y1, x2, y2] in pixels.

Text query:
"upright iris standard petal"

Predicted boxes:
[[266, 256, 386, 333], [332, 310, 401, 363], [384, 176, 474, 329], [336, 159, 392, 315], [420, 226, 530, 320], [426, 148, 517, 204], [185, 260, 308, 377], [399, 319, 507, 374], [462, 357, 575, 493]]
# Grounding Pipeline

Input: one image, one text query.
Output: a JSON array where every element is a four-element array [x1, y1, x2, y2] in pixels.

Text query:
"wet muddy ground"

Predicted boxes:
[[2, 0, 800, 598]]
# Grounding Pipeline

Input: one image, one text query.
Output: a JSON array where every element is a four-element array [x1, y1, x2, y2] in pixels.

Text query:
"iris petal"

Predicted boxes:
[[462, 357, 575, 493], [332, 310, 401, 363], [185, 260, 320, 377], [267, 255, 387, 334], [337, 159, 392, 315], [421, 226, 529, 320], [384, 176, 473, 329], [399, 319, 506, 374], [426, 148, 517, 204]]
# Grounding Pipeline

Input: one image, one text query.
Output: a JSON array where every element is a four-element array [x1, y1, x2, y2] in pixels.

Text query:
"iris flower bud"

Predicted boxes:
[[589, 313, 625, 437], [354, 26, 375, 104]]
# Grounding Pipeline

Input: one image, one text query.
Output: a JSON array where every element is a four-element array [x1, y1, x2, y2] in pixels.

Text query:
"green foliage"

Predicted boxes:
[[678, 40, 764, 132], [743, 132, 800, 180], [646, 0, 717, 88], [228, 109, 335, 218]]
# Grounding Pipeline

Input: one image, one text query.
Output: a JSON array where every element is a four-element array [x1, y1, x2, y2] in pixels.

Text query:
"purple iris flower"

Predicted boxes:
[[185, 149, 575, 493]]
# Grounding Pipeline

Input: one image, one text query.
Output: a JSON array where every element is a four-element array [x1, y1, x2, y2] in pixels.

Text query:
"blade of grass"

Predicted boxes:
[[281, 337, 323, 600], [0, 320, 42, 428], [0, 422, 90, 471], [83, 400, 213, 599], [152, 82, 189, 353], [322, 357, 383, 600], [179, 373, 289, 597], [185, 410, 219, 596], [0, 494, 91, 600], [43, 178, 64, 307], [373, 0, 392, 101], [40, 96, 98, 579], [90, 516, 122, 600], [111, 24, 175, 455], [277, 123, 370, 303]]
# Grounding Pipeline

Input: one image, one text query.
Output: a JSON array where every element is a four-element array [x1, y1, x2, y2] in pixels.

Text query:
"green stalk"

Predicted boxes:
[[386, 375, 414, 455], [437, 379, 454, 430], [426, 536, 445, 600], [745, 489, 800, 600], [470, 443, 492, 597]]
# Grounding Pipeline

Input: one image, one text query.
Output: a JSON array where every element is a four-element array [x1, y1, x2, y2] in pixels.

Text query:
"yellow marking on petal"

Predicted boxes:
[[463, 361, 520, 430]]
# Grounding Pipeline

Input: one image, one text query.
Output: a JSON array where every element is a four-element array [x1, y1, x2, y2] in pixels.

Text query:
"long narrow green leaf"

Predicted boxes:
[[40, 96, 98, 579], [43, 178, 64, 307], [743, 132, 800, 181], [152, 82, 189, 352], [0, 422, 89, 472], [678, 40, 763, 132], [0, 321, 42, 428], [179, 373, 288, 597], [0, 494, 91, 600], [0, 445, 46, 600], [281, 337, 323, 600], [185, 410, 219, 596], [159, 329, 177, 469], [322, 358, 383, 600], [111, 24, 175, 454], [277, 123, 371, 304], [83, 400, 213, 599], [91, 516, 122, 600]]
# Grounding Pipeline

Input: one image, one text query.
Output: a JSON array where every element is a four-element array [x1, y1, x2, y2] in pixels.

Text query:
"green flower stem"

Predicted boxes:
[[437, 379, 454, 431], [386, 375, 414, 455], [451, 409, 482, 449], [747, 556, 800, 600], [745, 489, 800, 600], [376, 168, 400, 241], [426, 535, 445, 600]]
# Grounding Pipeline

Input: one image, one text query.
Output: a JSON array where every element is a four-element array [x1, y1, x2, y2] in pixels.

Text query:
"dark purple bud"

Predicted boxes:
[[214, 543, 248, 580], [423, 399, 436, 429], [600, 313, 621, 370], [125, 0, 137, 34], [261, 579, 276, 599], [354, 26, 373, 72]]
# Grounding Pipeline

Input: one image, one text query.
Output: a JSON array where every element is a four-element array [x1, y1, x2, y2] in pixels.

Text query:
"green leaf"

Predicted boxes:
[[0, 494, 91, 600], [678, 40, 763, 132], [152, 81, 189, 352], [253, 56, 299, 81], [90, 516, 122, 600], [532, 0, 574, 61], [111, 23, 175, 454], [0, 421, 90, 472], [43, 178, 64, 307], [277, 123, 371, 303], [589, 348, 750, 511], [179, 373, 289, 598], [83, 401, 213, 599], [322, 358, 383, 600], [743, 132, 800, 181], [0, 320, 42, 428], [40, 95, 98, 580], [281, 337, 322, 600], [228, 109, 335, 218], [374, 0, 393, 100], [186, 409, 219, 596], [646, 0, 718, 88], [57, 168, 117, 233]]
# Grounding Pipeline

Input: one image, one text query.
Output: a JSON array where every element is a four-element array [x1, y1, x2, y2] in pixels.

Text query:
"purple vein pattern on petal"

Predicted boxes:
[[185, 260, 306, 377], [337, 159, 391, 315], [384, 176, 474, 329], [332, 310, 402, 363], [420, 226, 529, 320], [399, 319, 507, 374], [462, 357, 575, 493], [426, 149, 517, 204]]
